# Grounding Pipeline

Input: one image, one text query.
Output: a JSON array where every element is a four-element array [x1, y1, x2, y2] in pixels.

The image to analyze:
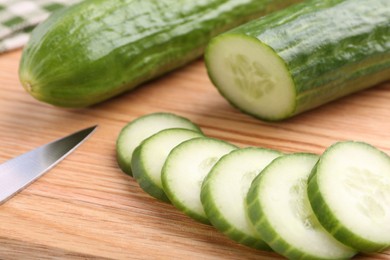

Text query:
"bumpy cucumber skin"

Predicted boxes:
[[18, 0, 302, 107], [307, 141, 390, 253], [207, 0, 390, 121], [200, 147, 282, 250]]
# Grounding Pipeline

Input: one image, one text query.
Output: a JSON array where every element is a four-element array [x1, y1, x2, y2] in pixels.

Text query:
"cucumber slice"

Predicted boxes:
[[161, 137, 237, 224], [116, 112, 202, 176], [246, 153, 356, 259], [200, 147, 281, 250], [131, 128, 204, 202], [308, 141, 390, 252]]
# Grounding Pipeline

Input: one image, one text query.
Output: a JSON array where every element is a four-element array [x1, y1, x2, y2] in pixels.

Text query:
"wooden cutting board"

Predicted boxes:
[[0, 49, 389, 259]]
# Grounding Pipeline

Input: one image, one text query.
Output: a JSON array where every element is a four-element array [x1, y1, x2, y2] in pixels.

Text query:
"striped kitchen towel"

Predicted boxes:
[[0, 0, 80, 54]]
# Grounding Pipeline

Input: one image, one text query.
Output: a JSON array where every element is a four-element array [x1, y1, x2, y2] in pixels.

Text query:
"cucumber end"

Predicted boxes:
[[205, 34, 296, 121], [20, 70, 39, 99]]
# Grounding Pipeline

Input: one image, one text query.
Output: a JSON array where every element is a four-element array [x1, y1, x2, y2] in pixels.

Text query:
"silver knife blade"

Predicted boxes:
[[0, 125, 98, 205]]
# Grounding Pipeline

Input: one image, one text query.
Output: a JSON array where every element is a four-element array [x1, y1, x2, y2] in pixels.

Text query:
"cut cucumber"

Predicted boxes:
[[308, 141, 390, 252], [116, 112, 390, 256], [246, 153, 356, 259], [131, 128, 203, 202], [206, 34, 295, 121], [161, 137, 237, 224], [200, 147, 281, 250], [116, 112, 202, 176], [205, 0, 390, 121]]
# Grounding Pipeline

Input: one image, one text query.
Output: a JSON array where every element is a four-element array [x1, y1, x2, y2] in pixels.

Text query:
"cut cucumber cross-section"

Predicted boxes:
[[116, 112, 202, 176], [205, 0, 390, 121], [308, 141, 390, 252], [162, 137, 237, 224], [206, 34, 295, 121], [246, 153, 357, 259], [201, 147, 281, 250], [131, 128, 204, 202]]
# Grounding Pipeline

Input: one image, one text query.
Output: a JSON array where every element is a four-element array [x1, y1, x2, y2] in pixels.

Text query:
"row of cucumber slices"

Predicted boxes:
[[116, 112, 390, 259]]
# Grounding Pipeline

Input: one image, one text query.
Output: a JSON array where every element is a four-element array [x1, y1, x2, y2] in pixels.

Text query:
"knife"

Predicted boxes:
[[0, 125, 97, 205]]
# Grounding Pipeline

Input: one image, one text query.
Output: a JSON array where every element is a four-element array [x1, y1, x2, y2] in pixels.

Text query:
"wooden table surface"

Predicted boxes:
[[0, 49, 389, 259]]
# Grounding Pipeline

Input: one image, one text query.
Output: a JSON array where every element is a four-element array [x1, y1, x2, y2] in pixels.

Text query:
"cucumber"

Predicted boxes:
[[131, 128, 203, 202], [18, 0, 303, 107], [200, 147, 281, 250], [308, 141, 390, 252], [161, 137, 237, 224], [116, 112, 201, 177], [246, 153, 357, 259], [205, 0, 390, 121]]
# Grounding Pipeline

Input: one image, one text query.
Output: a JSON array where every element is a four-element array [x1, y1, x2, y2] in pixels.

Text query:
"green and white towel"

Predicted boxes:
[[0, 0, 80, 54]]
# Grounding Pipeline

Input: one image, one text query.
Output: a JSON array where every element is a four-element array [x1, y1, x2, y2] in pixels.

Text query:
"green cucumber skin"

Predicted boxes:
[[208, 0, 390, 120], [131, 128, 204, 202], [19, 0, 302, 108], [131, 145, 170, 203], [161, 137, 238, 225], [307, 142, 390, 253], [201, 193, 272, 250], [307, 170, 389, 253], [116, 112, 202, 177], [246, 153, 354, 260], [200, 147, 281, 250], [245, 154, 319, 259]]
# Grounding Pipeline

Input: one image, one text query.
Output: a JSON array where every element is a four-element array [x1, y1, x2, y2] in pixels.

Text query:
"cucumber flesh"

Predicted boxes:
[[246, 153, 356, 259], [201, 147, 281, 250], [308, 141, 390, 252], [131, 128, 203, 202], [161, 137, 237, 224], [206, 34, 295, 121], [116, 112, 202, 176]]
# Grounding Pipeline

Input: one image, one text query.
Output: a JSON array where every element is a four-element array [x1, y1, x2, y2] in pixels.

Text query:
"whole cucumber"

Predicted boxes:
[[205, 0, 390, 121], [19, 0, 301, 107]]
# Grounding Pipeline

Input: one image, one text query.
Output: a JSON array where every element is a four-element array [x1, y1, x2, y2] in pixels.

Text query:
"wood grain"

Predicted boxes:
[[0, 49, 389, 259]]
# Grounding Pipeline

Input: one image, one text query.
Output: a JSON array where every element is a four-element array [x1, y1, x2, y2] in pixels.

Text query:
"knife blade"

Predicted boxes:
[[0, 125, 97, 205]]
